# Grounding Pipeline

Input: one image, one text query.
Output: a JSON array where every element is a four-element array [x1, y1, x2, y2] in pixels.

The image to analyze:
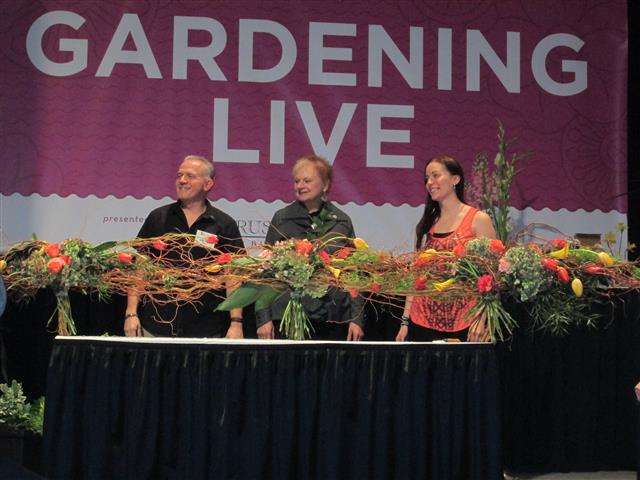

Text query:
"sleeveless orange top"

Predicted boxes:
[[410, 207, 478, 332]]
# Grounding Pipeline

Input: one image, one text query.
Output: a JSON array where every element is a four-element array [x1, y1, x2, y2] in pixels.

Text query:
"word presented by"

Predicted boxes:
[[102, 215, 146, 224], [27, 11, 586, 96]]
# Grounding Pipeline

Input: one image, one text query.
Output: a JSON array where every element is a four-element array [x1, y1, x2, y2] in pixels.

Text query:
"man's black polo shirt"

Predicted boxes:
[[136, 200, 244, 337]]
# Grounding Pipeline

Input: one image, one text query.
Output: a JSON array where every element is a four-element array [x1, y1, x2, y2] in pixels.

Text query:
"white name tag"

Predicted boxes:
[[195, 229, 218, 248]]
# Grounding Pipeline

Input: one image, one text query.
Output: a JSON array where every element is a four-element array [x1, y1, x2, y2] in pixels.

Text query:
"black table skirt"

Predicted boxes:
[[42, 338, 502, 480], [499, 294, 640, 474]]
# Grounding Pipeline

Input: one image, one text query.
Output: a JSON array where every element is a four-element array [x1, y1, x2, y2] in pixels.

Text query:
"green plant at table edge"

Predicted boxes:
[[0, 380, 44, 436]]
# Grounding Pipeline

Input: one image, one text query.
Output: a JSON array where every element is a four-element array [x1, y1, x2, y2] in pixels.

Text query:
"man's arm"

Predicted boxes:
[[123, 212, 158, 337], [225, 278, 243, 339], [222, 219, 246, 339]]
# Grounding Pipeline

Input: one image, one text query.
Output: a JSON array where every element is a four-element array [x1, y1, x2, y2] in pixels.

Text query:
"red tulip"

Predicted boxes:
[[489, 239, 506, 255], [318, 250, 331, 265], [413, 257, 429, 268], [452, 243, 466, 257], [46, 243, 61, 257], [295, 239, 313, 256], [414, 276, 427, 290], [556, 267, 570, 283], [117, 252, 133, 264], [541, 258, 558, 271], [477, 274, 493, 293], [47, 257, 66, 274], [217, 253, 232, 264], [584, 265, 602, 274], [552, 238, 566, 249], [153, 240, 168, 251]]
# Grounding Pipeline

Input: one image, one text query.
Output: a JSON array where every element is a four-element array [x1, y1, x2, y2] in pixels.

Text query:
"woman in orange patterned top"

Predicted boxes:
[[396, 155, 496, 342]]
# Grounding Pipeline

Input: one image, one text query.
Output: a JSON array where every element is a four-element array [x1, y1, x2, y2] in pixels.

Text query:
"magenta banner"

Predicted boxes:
[[0, 0, 628, 213]]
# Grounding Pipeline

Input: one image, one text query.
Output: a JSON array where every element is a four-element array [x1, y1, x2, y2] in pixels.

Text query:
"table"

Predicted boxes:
[[42, 337, 502, 480]]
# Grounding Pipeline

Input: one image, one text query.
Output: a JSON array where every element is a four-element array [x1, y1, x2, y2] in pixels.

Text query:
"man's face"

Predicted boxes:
[[175, 159, 214, 203]]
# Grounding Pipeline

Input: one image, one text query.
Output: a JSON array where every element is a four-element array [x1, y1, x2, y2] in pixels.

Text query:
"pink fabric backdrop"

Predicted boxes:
[[0, 1, 628, 213]]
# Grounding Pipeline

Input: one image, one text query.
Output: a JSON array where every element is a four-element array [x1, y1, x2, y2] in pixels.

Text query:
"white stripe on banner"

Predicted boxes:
[[0, 194, 628, 256]]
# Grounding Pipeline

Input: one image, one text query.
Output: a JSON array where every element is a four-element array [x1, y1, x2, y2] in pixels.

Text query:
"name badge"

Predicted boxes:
[[195, 229, 218, 248]]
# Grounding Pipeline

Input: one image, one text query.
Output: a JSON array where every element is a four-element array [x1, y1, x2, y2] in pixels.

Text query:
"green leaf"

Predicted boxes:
[[215, 283, 262, 311], [93, 241, 118, 252], [569, 248, 600, 263], [254, 285, 285, 312], [230, 256, 260, 267]]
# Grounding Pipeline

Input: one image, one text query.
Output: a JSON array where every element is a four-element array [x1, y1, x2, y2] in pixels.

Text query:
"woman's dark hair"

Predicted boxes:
[[415, 155, 465, 250]]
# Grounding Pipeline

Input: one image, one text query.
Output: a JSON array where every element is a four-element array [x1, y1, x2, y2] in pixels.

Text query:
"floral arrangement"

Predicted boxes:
[[1, 232, 639, 341], [0, 235, 230, 335], [215, 238, 329, 339], [467, 122, 529, 244], [215, 236, 375, 340], [217, 235, 639, 341], [0, 238, 138, 335]]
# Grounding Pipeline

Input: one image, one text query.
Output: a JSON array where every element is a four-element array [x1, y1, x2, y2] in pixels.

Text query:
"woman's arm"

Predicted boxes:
[[395, 296, 412, 342], [472, 210, 497, 240]]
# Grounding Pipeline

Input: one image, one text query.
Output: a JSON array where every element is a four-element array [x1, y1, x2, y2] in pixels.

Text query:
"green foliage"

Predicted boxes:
[[0, 381, 44, 435], [502, 246, 550, 302], [528, 290, 598, 335], [254, 285, 285, 311], [279, 295, 314, 340], [270, 242, 317, 291], [217, 283, 286, 312], [569, 248, 600, 263], [471, 297, 517, 342], [248, 240, 330, 300], [465, 237, 491, 257], [307, 205, 339, 240], [216, 283, 262, 310]]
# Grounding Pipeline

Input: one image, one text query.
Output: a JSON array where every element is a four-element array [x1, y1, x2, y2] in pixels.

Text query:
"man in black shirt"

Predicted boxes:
[[124, 155, 244, 338]]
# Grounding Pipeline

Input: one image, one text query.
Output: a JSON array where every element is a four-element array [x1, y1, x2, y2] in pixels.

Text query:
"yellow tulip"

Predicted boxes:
[[353, 237, 369, 250], [204, 264, 223, 273], [597, 251, 614, 267], [571, 278, 583, 297], [549, 242, 570, 260], [433, 278, 456, 291], [419, 249, 438, 260], [326, 265, 342, 278], [604, 231, 617, 243], [0, 259, 6, 272]]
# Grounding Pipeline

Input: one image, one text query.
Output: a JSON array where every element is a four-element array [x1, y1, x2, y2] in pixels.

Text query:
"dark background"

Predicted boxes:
[[629, 0, 638, 261]]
